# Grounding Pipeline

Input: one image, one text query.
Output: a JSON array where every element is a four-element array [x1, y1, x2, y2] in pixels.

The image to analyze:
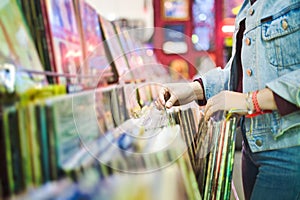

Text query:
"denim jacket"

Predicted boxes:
[[200, 0, 300, 152]]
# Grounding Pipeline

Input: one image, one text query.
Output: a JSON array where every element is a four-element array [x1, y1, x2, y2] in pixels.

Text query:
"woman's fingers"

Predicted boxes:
[[165, 94, 178, 108], [204, 94, 224, 121]]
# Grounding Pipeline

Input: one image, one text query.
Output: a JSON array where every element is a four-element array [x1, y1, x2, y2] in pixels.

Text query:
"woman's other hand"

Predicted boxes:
[[204, 91, 247, 121]]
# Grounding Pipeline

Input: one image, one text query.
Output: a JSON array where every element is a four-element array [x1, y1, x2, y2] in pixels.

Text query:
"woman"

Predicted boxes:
[[156, 0, 300, 199]]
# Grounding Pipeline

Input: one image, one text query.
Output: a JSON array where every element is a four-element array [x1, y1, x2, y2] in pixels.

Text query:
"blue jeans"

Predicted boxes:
[[241, 141, 300, 200]]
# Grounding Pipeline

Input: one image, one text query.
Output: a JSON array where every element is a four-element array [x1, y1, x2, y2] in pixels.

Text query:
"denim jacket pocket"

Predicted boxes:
[[261, 3, 300, 69]]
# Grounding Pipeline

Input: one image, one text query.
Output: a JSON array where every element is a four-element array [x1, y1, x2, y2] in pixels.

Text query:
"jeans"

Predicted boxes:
[[241, 141, 300, 200]]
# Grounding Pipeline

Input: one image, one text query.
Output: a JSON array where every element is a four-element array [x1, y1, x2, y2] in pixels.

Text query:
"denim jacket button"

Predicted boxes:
[[281, 19, 288, 30], [245, 37, 251, 45], [249, 8, 255, 15], [246, 69, 252, 76], [255, 139, 263, 147]]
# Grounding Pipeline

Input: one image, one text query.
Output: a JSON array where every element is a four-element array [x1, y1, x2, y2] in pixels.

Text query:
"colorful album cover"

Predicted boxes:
[[94, 90, 108, 134], [17, 105, 34, 187], [102, 89, 116, 130], [1, 106, 15, 197], [7, 106, 25, 193], [43, 0, 83, 85], [113, 22, 131, 62], [223, 117, 237, 199], [108, 85, 128, 126], [44, 101, 59, 180], [25, 104, 43, 185], [71, 91, 101, 145], [0, 0, 46, 83], [215, 120, 230, 199], [113, 22, 148, 80], [99, 16, 132, 81], [45, 95, 82, 168], [34, 102, 51, 182], [19, 0, 55, 83], [73, 0, 111, 87], [44, 91, 102, 171]]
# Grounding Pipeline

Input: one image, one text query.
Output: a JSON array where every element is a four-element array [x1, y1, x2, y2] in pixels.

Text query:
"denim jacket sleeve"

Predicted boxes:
[[199, 60, 231, 100], [267, 69, 300, 107]]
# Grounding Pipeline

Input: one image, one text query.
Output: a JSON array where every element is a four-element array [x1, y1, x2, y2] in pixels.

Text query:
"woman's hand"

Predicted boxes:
[[155, 82, 203, 109], [204, 91, 247, 121]]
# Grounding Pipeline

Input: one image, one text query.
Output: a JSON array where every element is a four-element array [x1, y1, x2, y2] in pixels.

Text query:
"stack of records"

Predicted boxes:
[[195, 111, 238, 200]]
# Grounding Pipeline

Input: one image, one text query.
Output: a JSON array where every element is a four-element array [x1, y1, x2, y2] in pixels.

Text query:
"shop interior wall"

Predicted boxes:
[[86, 0, 154, 42]]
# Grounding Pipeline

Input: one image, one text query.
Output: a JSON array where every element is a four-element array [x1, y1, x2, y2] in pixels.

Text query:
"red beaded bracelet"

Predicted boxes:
[[245, 90, 272, 118], [252, 90, 261, 112]]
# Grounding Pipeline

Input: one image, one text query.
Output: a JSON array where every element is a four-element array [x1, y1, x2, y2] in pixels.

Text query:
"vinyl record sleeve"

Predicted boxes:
[[21, 0, 55, 83], [25, 103, 43, 185], [7, 105, 25, 193], [102, 89, 116, 130], [45, 95, 81, 168], [1, 106, 15, 197], [94, 90, 108, 134], [40, 0, 57, 83], [0, 0, 46, 83], [223, 117, 237, 199], [45, 102, 59, 180], [215, 120, 231, 199], [43, 0, 83, 85], [71, 90, 101, 145], [44, 91, 103, 172], [17, 105, 33, 187], [34, 102, 51, 182], [99, 16, 132, 81], [73, 0, 111, 87], [210, 120, 226, 199]]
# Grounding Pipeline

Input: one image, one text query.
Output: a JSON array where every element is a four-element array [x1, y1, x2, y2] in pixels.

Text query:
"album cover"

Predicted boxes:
[[17, 105, 34, 187], [73, 0, 111, 87], [7, 106, 25, 193], [45, 95, 82, 169], [0, 0, 46, 84], [109, 87, 123, 126], [113, 22, 130, 59], [25, 0, 55, 83], [223, 117, 237, 199], [44, 91, 103, 174], [116, 85, 129, 121], [94, 90, 108, 134], [45, 101, 59, 180], [43, 0, 83, 85], [1, 106, 15, 197], [102, 88, 116, 130], [18, 0, 35, 39], [25, 104, 43, 185], [203, 122, 220, 200], [209, 120, 226, 199], [113, 22, 137, 75], [94, 86, 119, 131], [216, 119, 231, 199], [35, 102, 51, 182], [71, 91, 101, 145], [113, 23, 160, 81], [99, 16, 132, 81], [219, 120, 233, 199]]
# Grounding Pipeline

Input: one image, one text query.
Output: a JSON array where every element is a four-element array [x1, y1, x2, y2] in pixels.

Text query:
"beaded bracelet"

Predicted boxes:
[[245, 90, 272, 118], [252, 90, 261, 112]]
